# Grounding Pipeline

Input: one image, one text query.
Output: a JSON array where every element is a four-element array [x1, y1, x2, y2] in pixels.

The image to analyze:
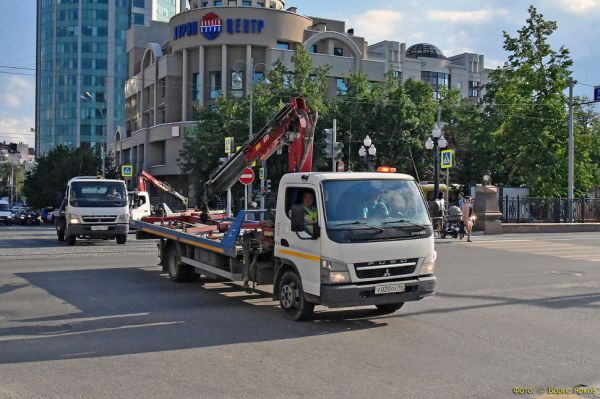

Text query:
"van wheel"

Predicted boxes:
[[278, 271, 314, 321], [166, 246, 198, 282], [66, 234, 76, 246], [116, 235, 127, 245], [375, 303, 404, 314], [57, 228, 65, 242]]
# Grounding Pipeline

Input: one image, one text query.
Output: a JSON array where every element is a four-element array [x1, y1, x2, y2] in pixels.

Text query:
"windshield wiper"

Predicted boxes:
[[331, 221, 384, 233], [382, 219, 427, 228]]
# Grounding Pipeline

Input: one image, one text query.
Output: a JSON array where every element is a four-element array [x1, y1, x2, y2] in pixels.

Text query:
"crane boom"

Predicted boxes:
[[137, 169, 189, 208], [205, 97, 317, 196]]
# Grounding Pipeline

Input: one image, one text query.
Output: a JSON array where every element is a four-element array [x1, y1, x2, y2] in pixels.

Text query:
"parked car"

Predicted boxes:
[[0, 200, 14, 225]]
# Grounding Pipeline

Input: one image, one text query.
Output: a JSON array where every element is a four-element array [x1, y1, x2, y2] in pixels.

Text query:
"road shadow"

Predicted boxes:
[[0, 267, 385, 364]]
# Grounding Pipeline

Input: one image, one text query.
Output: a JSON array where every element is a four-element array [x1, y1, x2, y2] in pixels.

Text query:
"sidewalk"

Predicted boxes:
[[503, 223, 600, 234]]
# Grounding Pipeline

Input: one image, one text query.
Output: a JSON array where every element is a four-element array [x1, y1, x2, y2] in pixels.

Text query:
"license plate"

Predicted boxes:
[[374, 284, 405, 295], [91, 226, 109, 231]]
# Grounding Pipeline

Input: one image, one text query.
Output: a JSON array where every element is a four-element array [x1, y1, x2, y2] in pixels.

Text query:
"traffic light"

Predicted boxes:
[[333, 142, 344, 161], [322, 128, 334, 158], [266, 179, 272, 194]]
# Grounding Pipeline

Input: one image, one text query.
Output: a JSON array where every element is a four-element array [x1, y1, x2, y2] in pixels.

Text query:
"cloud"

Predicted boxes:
[[561, 0, 600, 13], [0, 117, 35, 146], [485, 58, 505, 69], [427, 8, 509, 24], [349, 9, 403, 43], [0, 76, 34, 110]]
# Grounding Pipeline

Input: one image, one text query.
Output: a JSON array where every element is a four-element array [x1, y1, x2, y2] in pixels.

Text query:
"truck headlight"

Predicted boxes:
[[117, 214, 130, 223], [68, 214, 80, 224], [421, 252, 436, 275], [321, 258, 351, 285]]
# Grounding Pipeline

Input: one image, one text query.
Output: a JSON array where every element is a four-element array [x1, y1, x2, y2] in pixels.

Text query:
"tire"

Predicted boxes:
[[57, 228, 65, 242], [375, 303, 404, 314], [116, 234, 127, 245], [66, 234, 76, 246], [166, 246, 197, 282], [440, 230, 447, 239], [278, 271, 315, 321]]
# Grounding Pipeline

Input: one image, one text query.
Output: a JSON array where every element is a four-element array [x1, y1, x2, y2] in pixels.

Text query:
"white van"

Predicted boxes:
[[0, 199, 13, 225], [55, 177, 129, 245]]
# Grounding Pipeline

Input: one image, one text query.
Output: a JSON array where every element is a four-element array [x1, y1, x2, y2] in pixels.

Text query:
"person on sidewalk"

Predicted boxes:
[[461, 196, 474, 242]]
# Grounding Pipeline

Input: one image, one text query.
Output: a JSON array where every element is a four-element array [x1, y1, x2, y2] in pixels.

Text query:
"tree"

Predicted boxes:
[[480, 5, 584, 196], [23, 145, 110, 209]]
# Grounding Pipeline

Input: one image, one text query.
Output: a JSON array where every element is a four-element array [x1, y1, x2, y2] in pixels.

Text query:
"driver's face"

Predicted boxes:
[[302, 192, 314, 207]]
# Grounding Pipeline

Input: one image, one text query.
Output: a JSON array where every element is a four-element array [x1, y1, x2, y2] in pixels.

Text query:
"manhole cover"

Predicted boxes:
[[550, 271, 583, 277]]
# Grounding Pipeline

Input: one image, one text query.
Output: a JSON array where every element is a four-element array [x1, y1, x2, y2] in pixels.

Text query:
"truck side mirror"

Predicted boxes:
[[290, 204, 320, 240]]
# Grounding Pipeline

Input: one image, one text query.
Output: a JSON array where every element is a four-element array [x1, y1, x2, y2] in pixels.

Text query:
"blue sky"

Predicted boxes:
[[1, 0, 599, 146]]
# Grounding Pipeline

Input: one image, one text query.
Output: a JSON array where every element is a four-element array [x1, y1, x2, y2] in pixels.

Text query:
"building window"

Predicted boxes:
[[392, 70, 402, 80], [276, 41, 290, 50], [202, 1, 208, 6], [132, 0, 145, 7], [310, 44, 318, 54], [469, 81, 480, 97], [242, 0, 252, 5], [192, 73, 201, 101], [132, 12, 145, 26], [253, 71, 265, 84], [336, 78, 348, 96], [256, 1, 265, 6], [228, 0, 236, 5], [334, 47, 344, 57], [214, 0, 223, 6], [209, 71, 222, 99], [421, 71, 450, 92]]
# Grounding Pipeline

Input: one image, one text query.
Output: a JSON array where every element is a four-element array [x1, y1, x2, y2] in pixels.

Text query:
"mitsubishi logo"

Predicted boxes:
[[383, 268, 391, 277]]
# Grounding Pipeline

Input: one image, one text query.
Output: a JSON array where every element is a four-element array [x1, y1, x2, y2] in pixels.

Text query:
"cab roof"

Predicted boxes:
[[281, 172, 415, 185], [68, 177, 126, 184]]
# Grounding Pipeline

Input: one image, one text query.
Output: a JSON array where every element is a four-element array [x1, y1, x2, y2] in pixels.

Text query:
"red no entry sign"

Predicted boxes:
[[239, 167, 255, 185]]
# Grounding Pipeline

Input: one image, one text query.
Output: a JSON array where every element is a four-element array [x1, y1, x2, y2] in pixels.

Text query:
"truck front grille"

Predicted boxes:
[[82, 215, 117, 223], [354, 259, 418, 279]]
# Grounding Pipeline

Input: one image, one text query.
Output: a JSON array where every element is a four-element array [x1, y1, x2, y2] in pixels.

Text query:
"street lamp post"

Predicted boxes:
[[81, 92, 106, 177], [232, 58, 270, 214], [358, 135, 377, 171], [425, 117, 448, 200]]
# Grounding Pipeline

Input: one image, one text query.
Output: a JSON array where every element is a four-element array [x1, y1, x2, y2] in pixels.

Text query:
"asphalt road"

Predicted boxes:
[[1, 226, 600, 399]]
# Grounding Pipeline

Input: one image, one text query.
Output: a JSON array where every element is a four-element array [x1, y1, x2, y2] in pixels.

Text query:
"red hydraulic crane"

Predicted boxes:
[[137, 169, 189, 208], [205, 97, 317, 196]]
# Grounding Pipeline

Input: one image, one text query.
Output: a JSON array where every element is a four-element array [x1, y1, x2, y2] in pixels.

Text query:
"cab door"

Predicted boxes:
[[277, 185, 322, 296]]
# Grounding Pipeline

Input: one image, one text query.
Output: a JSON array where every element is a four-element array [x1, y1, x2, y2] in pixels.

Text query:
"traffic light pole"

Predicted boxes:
[[332, 119, 337, 172]]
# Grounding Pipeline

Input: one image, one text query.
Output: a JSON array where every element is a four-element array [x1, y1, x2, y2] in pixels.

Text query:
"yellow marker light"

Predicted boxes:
[[377, 166, 397, 173]]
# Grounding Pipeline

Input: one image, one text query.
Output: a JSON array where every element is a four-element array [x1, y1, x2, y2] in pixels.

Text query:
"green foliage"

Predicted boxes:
[[0, 162, 25, 201], [23, 145, 115, 209]]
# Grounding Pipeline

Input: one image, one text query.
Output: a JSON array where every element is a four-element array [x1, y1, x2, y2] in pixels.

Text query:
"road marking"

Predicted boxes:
[[465, 239, 600, 262]]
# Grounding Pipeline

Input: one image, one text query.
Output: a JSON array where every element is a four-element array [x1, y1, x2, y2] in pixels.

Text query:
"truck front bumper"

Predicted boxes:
[[319, 276, 436, 308], [68, 224, 129, 238]]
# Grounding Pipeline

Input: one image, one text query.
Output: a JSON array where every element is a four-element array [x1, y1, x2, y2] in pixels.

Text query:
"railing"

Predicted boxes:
[[499, 196, 600, 223]]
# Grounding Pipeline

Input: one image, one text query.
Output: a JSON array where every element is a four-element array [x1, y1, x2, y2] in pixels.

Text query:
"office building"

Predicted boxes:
[[114, 0, 491, 195]]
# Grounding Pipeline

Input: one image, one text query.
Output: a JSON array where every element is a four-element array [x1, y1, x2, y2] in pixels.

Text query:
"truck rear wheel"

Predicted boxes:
[[375, 303, 404, 314], [166, 246, 198, 282], [278, 271, 314, 321]]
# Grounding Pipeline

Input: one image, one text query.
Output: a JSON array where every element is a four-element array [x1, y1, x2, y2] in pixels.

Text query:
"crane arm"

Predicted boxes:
[[137, 169, 189, 208], [205, 97, 317, 196]]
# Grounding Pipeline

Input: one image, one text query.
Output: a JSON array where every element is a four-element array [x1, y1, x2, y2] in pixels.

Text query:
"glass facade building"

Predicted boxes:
[[36, 0, 130, 155]]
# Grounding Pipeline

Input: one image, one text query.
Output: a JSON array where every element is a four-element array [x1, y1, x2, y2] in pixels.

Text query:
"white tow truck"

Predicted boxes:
[[132, 98, 436, 320], [55, 177, 130, 245]]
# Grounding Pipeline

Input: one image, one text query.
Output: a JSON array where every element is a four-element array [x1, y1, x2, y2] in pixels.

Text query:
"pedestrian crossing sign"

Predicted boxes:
[[122, 165, 133, 177], [441, 150, 453, 169]]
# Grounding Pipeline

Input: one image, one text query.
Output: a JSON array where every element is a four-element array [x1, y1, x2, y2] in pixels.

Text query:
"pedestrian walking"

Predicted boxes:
[[461, 196, 474, 242], [457, 192, 466, 208]]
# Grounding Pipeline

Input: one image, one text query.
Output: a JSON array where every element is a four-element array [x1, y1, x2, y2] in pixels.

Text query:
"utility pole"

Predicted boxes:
[[434, 103, 442, 201], [9, 162, 14, 206], [568, 78, 574, 223]]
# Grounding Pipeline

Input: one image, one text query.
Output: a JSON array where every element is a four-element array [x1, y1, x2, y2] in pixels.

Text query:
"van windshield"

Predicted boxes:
[[322, 179, 431, 243], [70, 181, 127, 208]]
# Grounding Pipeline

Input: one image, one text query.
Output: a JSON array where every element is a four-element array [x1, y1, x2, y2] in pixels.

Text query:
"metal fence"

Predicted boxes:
[[499, 196, 600, 223]]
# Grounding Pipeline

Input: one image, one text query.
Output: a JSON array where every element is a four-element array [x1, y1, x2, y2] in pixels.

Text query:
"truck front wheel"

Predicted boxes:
[[375, 303, 404, 314], [278, 271, 314, 321], [116, 235, 127, 245], [66, 234, 76, 246]]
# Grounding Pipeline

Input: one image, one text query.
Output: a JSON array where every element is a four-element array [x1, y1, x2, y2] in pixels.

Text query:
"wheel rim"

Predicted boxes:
[[280, 282, 298, 309]]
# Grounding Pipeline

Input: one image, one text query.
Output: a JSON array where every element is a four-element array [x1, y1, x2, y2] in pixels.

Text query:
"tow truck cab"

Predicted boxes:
[[56, 177, 130, 245], [274, 172, 436, 316]]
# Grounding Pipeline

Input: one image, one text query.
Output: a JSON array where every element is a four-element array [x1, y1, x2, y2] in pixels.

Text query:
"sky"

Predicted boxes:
[[1, 0, 599, 147]]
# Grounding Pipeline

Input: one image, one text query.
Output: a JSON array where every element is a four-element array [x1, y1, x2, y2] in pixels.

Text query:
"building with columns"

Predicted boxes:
[[114, 0, 491, 201]]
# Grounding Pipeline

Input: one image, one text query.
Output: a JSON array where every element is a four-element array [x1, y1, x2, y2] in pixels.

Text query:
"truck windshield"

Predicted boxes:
[[0, 204, 9, 212], [322, 179, 431, 243], [69, 181, 127, 208]]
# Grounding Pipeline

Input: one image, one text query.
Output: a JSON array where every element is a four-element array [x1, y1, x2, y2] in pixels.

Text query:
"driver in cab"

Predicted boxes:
[[291, 191, 318, 236], [362, 192, 390, 220]]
